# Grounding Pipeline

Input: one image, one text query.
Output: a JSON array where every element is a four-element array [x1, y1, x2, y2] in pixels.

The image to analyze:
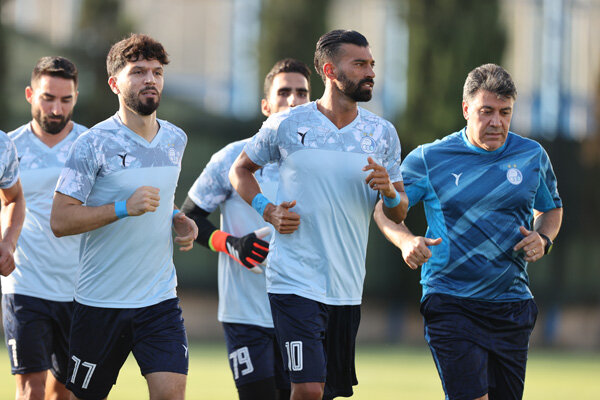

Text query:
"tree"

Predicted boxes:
[[399, 0, 506, 147], [259, 0, 329, 98]]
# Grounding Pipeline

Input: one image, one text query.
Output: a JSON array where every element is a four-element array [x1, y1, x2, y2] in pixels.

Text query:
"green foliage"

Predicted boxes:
[[259, 0, 329, 99], [398, 0, 506, 147]]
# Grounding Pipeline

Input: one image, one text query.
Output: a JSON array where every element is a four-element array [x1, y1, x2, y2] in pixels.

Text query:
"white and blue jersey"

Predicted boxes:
[[0, 131, 19, 190], [244, 101, 403, 305], [402, 128, 562, 302], [55, 114, 187, 308], [1, 123, 86, 301], [188, 139, 278, 328]]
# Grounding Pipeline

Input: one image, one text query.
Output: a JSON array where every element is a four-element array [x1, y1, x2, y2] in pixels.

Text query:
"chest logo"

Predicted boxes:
[[506, 167, 523, 185], [451, 172, 462, 186], [297, 127, 310, 145], [360, 136, 376, 154], [168, 147, 179, 164], [117, 153, 128, 167]]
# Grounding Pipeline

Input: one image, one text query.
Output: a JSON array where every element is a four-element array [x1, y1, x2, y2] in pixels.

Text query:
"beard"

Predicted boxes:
[[33, 108, 72, 135], [123, 86, 161, 116], [336, 71, 374, 102]]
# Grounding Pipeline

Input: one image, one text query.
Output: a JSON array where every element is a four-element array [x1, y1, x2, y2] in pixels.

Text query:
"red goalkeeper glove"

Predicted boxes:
[[209, 230, 269, 274]]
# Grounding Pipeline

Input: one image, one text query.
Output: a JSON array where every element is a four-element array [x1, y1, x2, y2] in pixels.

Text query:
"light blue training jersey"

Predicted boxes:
[[0, 131, 19, 190], [1, 123, 86, 301], [402, 128, 562, 302], [244, 101, 403, 305], [55, 114, 187, 308], [188, 139, 278, 328]]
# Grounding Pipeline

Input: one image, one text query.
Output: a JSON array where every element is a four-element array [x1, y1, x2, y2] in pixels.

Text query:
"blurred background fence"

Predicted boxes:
[[1, 0, 599, 348]]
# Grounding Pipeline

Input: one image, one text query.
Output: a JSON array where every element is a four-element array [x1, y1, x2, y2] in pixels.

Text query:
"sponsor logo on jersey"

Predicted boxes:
[[506, 165, 523, 185], [117, 153, 128, 167]]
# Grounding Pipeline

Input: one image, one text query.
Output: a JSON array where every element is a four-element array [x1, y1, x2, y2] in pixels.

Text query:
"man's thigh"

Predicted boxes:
[[2, 294, 72, 383], [323, 304, 361, 399], [145, 371, 186, 400], [223, 322, 289, 390], [131, 298, 189, 376], [421, 293, 537, 400], [66, 302, 133, 400], [269, 293, 328, 384]]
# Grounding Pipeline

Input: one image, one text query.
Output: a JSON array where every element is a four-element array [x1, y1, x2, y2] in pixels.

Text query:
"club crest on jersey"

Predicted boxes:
[[506, 165, 522, 185], [360, 134, 376, 154], [168, 146, 179, 164]]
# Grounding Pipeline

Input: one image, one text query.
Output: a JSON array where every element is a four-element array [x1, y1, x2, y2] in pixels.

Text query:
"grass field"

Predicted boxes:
[[0, 343, 598, 399]]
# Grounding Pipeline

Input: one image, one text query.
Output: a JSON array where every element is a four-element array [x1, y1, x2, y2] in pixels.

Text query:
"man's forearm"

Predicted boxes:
[[533, 207, 563, 240], [374, 200, 415, 246], [51, 195, 118, 237], [0, 190, 25, 251]]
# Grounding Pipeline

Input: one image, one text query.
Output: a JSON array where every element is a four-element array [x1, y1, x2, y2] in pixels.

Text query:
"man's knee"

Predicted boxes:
[[146, 371, 186, 400], [15, 371, 47, 400], [291, 382, 323, 400]]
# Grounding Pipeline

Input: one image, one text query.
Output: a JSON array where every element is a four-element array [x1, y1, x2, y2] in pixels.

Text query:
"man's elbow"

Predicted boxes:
[[50, 211, 67, 237]]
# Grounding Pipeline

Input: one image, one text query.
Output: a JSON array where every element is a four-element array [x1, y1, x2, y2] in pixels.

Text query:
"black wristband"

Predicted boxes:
[[538, 233, 553, 255]]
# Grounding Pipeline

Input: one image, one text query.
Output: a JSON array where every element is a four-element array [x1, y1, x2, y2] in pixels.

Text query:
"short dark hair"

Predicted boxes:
[[106, 33, 170, 77], [263, 58, 311, 98], [314, 30, 369, 82], [463, 63, 517, 101], [31, 56, 78, 87]]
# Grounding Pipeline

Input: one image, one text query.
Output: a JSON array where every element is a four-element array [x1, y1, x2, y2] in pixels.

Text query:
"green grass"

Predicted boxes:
[[0, 343, 598, 399]]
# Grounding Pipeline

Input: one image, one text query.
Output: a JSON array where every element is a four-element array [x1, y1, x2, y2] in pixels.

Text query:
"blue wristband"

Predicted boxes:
[[114, 201, 129, 219], [383, 190, 401, 208], [172, 209, 181, 219], [251, 193, 272, 217]]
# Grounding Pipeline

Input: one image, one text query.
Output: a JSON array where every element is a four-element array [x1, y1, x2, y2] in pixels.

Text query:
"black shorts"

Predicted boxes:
[[223, 322, 289, 390], [421, 293, 538, 400], [66, 298, 188, 400], [2, 294, 73, 382], [268, 293, 360, 398]]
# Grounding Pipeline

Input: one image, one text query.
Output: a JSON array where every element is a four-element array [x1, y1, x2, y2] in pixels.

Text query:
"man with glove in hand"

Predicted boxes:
[[180, 58, 311, 400]]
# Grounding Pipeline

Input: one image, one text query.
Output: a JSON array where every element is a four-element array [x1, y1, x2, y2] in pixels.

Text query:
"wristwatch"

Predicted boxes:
[[538, 233, 553, 255]]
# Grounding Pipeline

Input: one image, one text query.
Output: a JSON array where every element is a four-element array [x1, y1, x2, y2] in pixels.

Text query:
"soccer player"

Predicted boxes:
[[50, 34, 197, 400], [230, 30, 408, 400], [374, 64, 563, 400], [2, 56, 85, 400], [180, 58, 311, 400]]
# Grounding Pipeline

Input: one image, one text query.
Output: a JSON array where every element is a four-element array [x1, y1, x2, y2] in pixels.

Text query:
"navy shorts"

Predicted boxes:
[[421, 293, 538, 400], [269, 293, 360, 398], [2, 294, 73, 382], [66, 298, 188, 400], [223, 322, 289, 390]]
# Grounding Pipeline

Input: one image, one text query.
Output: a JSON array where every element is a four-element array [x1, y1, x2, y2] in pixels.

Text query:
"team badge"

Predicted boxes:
[[168, 146, 179, 164], [360, 135, 376, 154], [506, 166, 523, 185]]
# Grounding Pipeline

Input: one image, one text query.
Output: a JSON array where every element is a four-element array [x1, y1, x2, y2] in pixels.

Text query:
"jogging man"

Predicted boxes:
[[50, 34, 197, 400], [2, 56, 85, 400], [230, 30, 408, 400]]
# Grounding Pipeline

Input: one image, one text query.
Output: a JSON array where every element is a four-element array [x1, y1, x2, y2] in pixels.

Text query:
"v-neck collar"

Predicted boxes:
[[27, 122, 77, 153], [312, 101, 361, 133], [113, 113, 163, 148], [460, 127, 509, 155]]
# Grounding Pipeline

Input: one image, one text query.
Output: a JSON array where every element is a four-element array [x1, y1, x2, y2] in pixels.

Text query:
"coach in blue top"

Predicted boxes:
[[375, 63, 563, 400]]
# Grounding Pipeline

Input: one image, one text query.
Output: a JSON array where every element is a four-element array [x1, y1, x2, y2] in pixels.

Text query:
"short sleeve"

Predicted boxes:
[[383, 123, 403, 183], [533, 147, 562, 212], [0, 135, 19, 189], [243, 116, 282, 166], [187, 143, 240, 213], [55, 135, 100, 203], [400, 146, 430, 208]]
